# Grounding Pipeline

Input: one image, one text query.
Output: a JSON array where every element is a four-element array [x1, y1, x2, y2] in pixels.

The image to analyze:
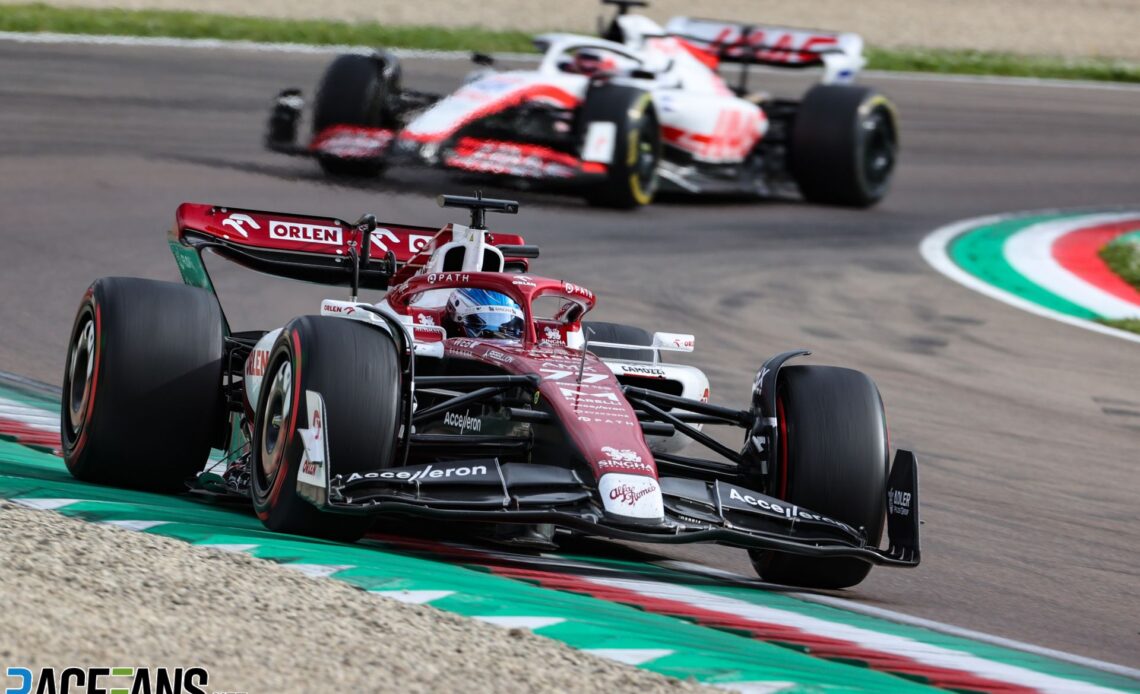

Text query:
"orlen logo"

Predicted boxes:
[[246, 349, 269, 377], [269, 220, 342, 245]]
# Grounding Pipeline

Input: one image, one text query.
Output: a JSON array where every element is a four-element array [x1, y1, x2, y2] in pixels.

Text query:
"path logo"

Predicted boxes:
[[4, 666, 214, 694]]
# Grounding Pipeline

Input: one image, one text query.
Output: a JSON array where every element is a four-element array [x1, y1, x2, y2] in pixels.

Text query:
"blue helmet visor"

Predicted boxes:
[[462, 309, 524, 340]]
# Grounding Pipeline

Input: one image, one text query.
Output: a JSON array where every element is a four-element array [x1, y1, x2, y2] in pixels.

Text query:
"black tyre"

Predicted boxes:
[[312, 53, 396, 177], [749, 365, 888, 589], [61, 277, 224, 492], [250, 315, 402, 541], [583, 321, 654, 361], [580, 85, 660, 209], [789, 85, 898, 208]]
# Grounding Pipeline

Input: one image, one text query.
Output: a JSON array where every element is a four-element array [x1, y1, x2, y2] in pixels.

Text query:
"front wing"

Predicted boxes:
[[300, 451, 921, 568]]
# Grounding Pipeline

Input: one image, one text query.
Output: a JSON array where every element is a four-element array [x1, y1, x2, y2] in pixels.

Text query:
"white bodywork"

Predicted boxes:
[[400, 14, 865, 167]]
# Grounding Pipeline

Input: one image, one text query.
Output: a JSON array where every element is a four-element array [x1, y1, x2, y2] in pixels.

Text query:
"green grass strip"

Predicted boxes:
[[1099, 233, 1140, 292], [1098, 317, 1140, 334], [0, 3, 537, 53], [865, 47, 1140, 84], [2, 3, 1139, 83], [1096, 232, 1140, 333]]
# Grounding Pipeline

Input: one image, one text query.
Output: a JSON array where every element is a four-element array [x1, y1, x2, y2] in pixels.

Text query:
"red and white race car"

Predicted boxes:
[[60, 192, 919, 589], [267, 0, 898, 209]]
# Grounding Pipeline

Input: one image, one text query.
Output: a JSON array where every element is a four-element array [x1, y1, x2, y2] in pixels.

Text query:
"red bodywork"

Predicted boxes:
[[387, 272, 657, 488], [172, 202, 657, 491], [172, 203, 532, 278]]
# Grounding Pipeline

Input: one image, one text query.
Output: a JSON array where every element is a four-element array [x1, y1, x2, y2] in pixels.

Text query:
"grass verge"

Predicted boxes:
[[0, 3, 537, 53], [1097, 318, 1140, 335], [3, 3, 1140, 83], [1099, 237, 1140, 293], [1097, 237, 1140, 334]]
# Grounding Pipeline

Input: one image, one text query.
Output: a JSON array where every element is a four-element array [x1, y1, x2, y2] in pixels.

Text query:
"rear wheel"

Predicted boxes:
[[790, 85, 897, 208], [749, 365, 888, 589], [61, 277, 224, 492], [312, 53, 397, 177], [250, 315, 403, 542], [580, 85, 660, 209]]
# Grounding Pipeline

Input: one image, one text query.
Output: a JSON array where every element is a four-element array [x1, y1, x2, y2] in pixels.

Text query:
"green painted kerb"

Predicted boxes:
[[2, 383, 1136, 693], [0, 437, 931, 693], [947, 212, 1100, 319]]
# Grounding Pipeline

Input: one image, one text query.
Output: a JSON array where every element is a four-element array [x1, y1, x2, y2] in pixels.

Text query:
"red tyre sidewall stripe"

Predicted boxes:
[[266, 330, 303, 508], [1052, 218, 1140, 307], [70, 295, 101, 460]]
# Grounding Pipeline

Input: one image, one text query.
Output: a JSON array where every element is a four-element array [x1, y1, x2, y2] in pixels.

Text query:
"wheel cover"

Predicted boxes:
[[861, 106, 896, 189], [66, 316, 95, 436], [259, 359, 293, 483], [631, 112, 660, 198]]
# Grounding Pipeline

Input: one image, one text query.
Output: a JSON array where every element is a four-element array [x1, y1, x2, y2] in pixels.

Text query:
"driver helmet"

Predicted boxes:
[[446, 288, 524, 340], [565, 49, 611, 76]]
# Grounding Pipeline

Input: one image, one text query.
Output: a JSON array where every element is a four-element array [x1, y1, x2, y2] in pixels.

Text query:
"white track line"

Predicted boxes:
[[474, 616, 565, 630], [918, 213, 1140, 344], [0, 397, 60, 431], [2, 31, 1138, 91], [586, 576, 1130, 694], [371, 590, 455, 604], [799, 593, 1140, 682], [656, 558, 1140, 680], [1004, 213, 1140, 319], [581, 648, 673, 666], [281, 563, 354, 578]]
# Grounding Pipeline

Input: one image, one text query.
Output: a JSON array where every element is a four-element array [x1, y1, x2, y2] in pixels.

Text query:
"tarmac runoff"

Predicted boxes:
[[920, 210, 1140, 343], [2, 377, 1138, 694]]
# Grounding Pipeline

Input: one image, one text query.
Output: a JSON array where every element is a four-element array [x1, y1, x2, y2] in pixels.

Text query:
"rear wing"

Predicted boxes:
[[589, 331, 695, 364], [168, 202, 530, 295], [664, 16, 864, 84]]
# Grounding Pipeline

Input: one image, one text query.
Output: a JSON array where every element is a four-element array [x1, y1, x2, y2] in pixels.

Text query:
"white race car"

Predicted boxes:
[[267, 0, 898, 209]]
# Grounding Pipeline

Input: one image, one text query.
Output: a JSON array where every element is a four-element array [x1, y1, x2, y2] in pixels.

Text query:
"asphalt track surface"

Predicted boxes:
[[0, 40, 1138, 668]]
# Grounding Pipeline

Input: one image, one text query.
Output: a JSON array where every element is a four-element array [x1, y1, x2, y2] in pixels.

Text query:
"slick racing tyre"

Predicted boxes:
[[61, 277, 224, 492], [582, 321, 654, 361], [250, 315, 403, 542], [749, 365, 888, 589], [580, 85, 661, 209], [312, 52, 398, 177], [789, 85, 897, 208]]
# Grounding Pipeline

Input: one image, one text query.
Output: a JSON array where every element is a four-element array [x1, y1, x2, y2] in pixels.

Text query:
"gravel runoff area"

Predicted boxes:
[[4, 0, 1138, 60], [0, 504, 707, 693]]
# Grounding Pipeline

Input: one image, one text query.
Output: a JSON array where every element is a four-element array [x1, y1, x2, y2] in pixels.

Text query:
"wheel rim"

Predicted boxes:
[[861, 106, 896, 189], [633, 113, 660, 194], [66, 316, 95, 435], [259, 359, 293, 484]]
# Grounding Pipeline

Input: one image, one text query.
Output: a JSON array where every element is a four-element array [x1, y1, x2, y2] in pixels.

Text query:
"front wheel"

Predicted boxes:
[[789, 85, 898, 208], [579, 85, 660, 209], [250, 315, 403, 541], [748, 365, 889, 589]]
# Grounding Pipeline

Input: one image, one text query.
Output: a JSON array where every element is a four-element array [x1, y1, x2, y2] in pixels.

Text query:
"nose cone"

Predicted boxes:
[[599, 473, 664, 522]]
